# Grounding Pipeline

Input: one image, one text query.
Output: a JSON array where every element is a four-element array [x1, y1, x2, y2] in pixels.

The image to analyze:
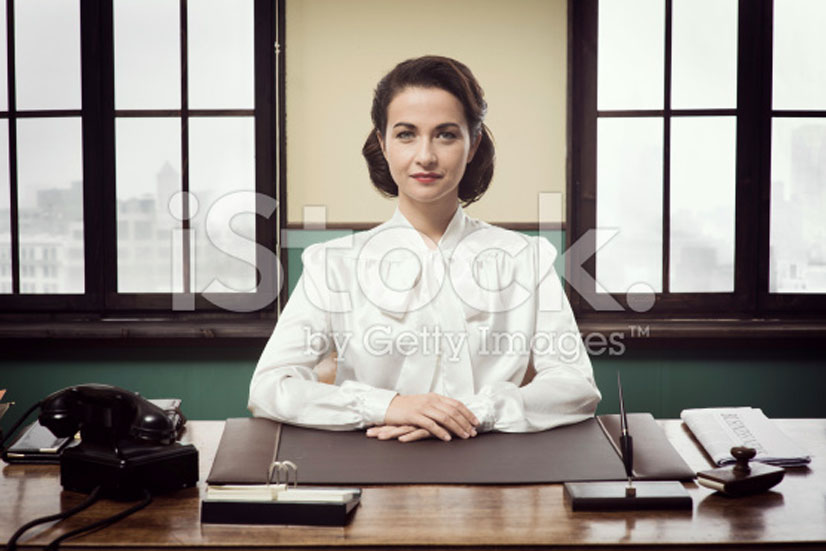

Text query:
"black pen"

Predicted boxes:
[[618, 371, 635, 496]]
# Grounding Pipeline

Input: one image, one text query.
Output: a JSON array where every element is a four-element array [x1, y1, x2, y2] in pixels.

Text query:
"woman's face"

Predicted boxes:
[[379, 86, 479, 210]]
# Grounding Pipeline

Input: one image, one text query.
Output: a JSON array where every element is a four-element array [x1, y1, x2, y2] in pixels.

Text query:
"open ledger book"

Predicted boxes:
[[680, 407, 811, 467]]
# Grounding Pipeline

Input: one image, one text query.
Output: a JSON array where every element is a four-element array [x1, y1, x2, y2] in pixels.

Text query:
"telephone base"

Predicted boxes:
[[60, 442, 199, 500]]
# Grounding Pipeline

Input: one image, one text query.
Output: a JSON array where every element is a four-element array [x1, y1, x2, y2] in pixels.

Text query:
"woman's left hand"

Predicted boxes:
[[366, 424, 433, 442]]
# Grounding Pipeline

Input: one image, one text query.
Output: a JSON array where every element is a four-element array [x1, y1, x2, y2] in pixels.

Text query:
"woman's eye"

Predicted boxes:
[[396, 131, 414, 140], [438, 131, 458, 140]]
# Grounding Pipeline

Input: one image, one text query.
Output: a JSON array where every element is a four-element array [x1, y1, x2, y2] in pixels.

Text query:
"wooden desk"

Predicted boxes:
[[2, 419, 825, 550]]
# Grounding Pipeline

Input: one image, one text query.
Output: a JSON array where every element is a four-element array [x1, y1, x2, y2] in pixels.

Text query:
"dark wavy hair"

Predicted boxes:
[[362, 56, 495, 207]]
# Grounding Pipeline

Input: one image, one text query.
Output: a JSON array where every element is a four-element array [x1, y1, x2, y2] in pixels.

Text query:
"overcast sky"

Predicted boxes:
[[7, 0, 254, 209]]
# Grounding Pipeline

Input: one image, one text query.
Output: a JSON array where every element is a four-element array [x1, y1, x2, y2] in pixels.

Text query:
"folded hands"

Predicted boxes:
[[366, 392, 479, 442]]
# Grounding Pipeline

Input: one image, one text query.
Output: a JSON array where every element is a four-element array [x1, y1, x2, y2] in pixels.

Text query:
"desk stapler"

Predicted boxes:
[[696, 446, 785, 497]]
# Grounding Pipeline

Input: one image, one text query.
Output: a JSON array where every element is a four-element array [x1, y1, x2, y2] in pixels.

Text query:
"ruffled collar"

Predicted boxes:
[[362, 205, 534, 321], [386, 204, 467, 255]]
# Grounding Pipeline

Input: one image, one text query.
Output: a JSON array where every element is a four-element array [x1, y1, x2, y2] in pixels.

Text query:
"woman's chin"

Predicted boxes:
[[399, 186, 459, 207]]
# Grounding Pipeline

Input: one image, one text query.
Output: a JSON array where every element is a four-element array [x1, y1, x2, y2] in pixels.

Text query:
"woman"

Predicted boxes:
[[248, 56, 600, 442]]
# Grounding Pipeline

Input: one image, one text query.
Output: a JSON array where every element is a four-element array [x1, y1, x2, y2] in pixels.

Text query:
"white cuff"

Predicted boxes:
[[356, 387, 398, 426], [463, 392, 496, 433]]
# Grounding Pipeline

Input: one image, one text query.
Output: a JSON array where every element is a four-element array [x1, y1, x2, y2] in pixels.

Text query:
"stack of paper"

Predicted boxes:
[[681, 407, 811, 467], [206, 483, 359, 503]]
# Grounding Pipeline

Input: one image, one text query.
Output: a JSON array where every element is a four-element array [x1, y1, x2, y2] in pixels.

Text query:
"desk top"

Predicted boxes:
[[2, 419, 825, 550]]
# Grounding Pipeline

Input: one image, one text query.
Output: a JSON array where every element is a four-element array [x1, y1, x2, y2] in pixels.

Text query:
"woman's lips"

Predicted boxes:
[[411, 173, 442, 183]]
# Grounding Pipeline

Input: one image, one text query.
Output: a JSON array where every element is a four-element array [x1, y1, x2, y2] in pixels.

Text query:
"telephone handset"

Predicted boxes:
[[38, 384, 198, 499], [40, 383, 183, 448]]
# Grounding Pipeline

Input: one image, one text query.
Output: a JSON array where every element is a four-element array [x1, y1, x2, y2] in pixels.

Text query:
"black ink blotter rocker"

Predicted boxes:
[[696, 446, 785, 497], [564, 373, 692, 511]]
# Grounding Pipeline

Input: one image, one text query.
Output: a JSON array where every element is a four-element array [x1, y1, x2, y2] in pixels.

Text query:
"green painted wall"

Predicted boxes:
[[1, 343, 258, 435], [592, 344, 826, 419], [3, 228, 825, 436], [3, 340, 824, 438]]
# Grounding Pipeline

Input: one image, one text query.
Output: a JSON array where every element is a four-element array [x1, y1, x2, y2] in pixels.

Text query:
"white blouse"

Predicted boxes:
[[248, 206, 601, 433]]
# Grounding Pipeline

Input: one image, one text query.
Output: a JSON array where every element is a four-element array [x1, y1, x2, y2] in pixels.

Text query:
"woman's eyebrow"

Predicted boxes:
[[392, 122, 461, 130]]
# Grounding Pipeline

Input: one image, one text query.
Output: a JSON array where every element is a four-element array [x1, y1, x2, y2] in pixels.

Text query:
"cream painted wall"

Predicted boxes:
[[285, 0, 567, 225]]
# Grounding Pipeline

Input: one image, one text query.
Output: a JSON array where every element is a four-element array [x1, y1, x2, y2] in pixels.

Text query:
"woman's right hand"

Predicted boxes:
[[382, 393, 479, 441], [366, 424, 430, 442]]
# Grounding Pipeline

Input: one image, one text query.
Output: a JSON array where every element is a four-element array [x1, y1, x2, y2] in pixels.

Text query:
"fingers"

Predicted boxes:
[[420, 396, 478, 440], [366, 425, 418, 440], [431, 398, 479, 438], [421, 406, 468, 440], [447, 397, 480, 428], [398, 428, 431, 442], [413, 413, 453, 442], [366, 425, 435, 442], [383, 393, 481, 441]]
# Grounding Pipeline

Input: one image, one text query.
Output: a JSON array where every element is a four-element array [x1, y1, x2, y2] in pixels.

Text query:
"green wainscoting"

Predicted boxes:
[[0, 343, 259, 435], [3, 339, 824, 437], [592, 344, 826, 419]]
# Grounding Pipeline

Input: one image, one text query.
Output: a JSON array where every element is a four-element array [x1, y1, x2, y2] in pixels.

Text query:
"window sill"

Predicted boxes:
[[0, 317, 276, 340], [1, 316, 824, 341], [577, 317, 826, 341]]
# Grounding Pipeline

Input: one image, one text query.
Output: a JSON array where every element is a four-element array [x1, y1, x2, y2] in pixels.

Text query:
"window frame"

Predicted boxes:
[[568, 0, 826, 330], [0, 0, 285, 334]]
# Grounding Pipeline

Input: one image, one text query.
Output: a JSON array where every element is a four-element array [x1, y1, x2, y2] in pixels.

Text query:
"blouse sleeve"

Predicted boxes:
[[463, 237, 602, 432], [247, 244, 397, 430]]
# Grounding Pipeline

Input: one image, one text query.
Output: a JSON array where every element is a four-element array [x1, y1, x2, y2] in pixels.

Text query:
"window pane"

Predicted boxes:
[[17, 118, 84, 294], [770, 118, 826, 293], [188, 0, 254, 109], [773, 0, 826, 110], [0, 8, 7, 111], [596, 117, 663, 293], [189, 117, 256, 293], [116, 118, 182, 292], [671, 0, 737, 109], [114, 0, 181, 109], [598, 0, 664, 110], [670, 117, 736, 292], [15, 0, 81, 110], [0, 122, 9, 293]]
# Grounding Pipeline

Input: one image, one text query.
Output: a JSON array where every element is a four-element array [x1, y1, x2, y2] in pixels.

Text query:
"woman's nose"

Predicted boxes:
[[415, 140, 437, 167]]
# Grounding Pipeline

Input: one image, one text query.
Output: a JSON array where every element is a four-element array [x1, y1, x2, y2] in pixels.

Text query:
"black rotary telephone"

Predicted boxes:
[[2, 384, 199, 549], [37, 384, 198, 499]]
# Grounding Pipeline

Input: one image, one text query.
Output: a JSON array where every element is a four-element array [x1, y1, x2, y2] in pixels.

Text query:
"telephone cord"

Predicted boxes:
[[44, 488, 153, 550], [6, 485, 102, 551]]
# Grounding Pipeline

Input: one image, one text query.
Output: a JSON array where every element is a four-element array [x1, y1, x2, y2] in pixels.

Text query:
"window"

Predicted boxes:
[[0, 0, 282, 329], [769, 0, 826, 298], [570, 0, 826, 323]]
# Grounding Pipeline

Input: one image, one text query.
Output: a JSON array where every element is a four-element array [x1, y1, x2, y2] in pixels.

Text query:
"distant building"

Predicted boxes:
[[772, 124, 826, 293], [2, 163, 257, 297], [0, 181, 84, 294]]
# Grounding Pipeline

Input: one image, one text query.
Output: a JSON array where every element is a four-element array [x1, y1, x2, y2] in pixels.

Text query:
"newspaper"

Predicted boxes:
[[680, 407, 811, 467]]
